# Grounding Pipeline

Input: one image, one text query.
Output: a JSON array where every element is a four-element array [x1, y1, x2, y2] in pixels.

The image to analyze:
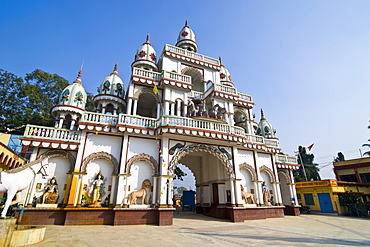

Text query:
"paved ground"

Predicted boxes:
[[31, 212, 370, 247]]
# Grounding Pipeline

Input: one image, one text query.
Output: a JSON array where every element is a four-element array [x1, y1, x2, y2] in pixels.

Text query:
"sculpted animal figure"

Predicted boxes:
[[0, 158, 49, 218], [241, 185, 255, 204], [128, 179, 152, 205]]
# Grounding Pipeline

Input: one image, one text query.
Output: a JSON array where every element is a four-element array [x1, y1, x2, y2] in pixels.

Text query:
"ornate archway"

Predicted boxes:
[[278, 170, 292, 184], [40, 150, 76, 173], [169, 144, 234, 179], [239, 163, 257, 182], [81, 152, 119, 175], [125, 153, 158, 175], [259, 165, 276, 183]]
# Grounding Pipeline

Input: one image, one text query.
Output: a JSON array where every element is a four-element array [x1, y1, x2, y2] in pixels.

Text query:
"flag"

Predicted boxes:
[[307, 143, 314, 151], [153, 84, 158, 94]]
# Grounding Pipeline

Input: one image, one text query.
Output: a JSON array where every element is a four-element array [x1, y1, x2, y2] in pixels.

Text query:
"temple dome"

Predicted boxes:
[[176, 20, 198, 52], [256, 109, 276, 138], [132, 34, 158, 71], [57, 69, 87, 110], [96, 63, 125, 98]]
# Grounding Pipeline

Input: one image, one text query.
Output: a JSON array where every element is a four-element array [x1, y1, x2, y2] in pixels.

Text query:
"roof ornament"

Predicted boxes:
[[219, 56, 223, 65], [261, 109, 266, 120], [145, 33, 151, 44], [111, 62, 119, 76], [74, 69, 83, 84], [185, 20, 189, 27]]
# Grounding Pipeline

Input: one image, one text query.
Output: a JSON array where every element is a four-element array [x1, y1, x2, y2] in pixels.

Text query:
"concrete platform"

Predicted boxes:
[[30, 212, 370, 246]]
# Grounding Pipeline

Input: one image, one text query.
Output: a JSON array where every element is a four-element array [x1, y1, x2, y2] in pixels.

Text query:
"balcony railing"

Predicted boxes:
[[83, 112, 118, 126], [165, 44, 220, 66], [23, 125, 80, 142], [132, 68, 162, 81], [158, 116, 246, 136], [214, 84, 238, 95], [189, 91, 204, 99], [237, 92, 253, 102], [265, 139, 279, 148], [276, 154, 298, 164], [163, 71, 191, 84], [118, 114, 157, 128]]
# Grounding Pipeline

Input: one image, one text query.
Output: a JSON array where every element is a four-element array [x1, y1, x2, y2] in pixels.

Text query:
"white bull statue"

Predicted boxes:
[[0, 158, 49, 218]]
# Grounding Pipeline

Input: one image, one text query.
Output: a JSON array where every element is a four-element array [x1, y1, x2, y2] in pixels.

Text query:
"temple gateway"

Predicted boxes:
[[19, 21, 300, 226]]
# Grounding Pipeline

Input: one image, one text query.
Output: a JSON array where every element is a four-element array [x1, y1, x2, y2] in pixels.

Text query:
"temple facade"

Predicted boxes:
[[18, 22, 300, 225]]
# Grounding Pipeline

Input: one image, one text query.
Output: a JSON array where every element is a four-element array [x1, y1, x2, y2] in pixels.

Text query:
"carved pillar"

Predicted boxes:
[[152, 176, 158, 205], [110, 175, 117, 205], [229, 179, 236, 206], [126, 98, 132, 115], [156, 103, 161, 119], [115, 134, 129, 207], [256, 181, 264, 206], [164, 101, 169, 115], [132, 99, 138, 116], [170, 102, 175, 116]]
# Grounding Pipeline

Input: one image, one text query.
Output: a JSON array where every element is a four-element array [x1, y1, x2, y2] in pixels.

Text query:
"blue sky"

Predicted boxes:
[[1, 1, 370, 181]]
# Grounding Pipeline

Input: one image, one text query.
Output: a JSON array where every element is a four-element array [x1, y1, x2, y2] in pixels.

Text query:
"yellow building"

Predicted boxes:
[[0, 133, 26, 171], [334, 157, 370, 183], [296, 179, 370, 215]]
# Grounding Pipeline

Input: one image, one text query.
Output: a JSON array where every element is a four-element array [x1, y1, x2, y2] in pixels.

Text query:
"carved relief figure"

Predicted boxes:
[[240, 185, 255, 204], [262, 181, 271, 206], [209, 104, 227, 120], [42, 177, 59, 204], [88, 171, 105, 207], [128, 179, 152, 205]]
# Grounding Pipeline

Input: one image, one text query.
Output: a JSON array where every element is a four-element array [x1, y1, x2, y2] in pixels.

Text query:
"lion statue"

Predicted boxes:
[[128, 179, 152, 205], [241, 185, 255, 204]]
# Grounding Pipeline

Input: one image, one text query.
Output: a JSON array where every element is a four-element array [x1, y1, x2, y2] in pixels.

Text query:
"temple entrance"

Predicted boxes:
[[171, 148, 232, 219]]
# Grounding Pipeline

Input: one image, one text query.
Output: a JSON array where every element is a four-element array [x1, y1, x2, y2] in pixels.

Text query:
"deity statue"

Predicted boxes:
[[262, 181, 271, 206], [42, 177, 59, 204], [88, 171, 105, 207]]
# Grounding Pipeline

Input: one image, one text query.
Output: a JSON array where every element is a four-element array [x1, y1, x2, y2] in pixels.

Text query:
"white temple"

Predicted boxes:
[[19, 21, 300, 225]]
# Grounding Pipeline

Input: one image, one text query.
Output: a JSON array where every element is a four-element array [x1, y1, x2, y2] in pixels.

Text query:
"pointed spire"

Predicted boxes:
[[74, 69, 82, 84], [111, 62, 119, 76], [261, 109, 266, 120], [185, 20, 189, 27], [145, 33, 151, 44]]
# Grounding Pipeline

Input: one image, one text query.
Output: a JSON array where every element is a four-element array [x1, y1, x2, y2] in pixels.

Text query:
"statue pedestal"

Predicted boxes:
[[0, 218, 16, 247], [243, 204, 257, 208], [36, 204, 58, 208], [128, 205, 151, 209]]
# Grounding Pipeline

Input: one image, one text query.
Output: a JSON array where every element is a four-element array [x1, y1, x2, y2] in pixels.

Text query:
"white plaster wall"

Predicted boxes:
[[170, 90, 186, 102], [240, 169, 254, 194], [127, 137, 158, 162], [82, 159, 113, 201], [256, 153, 272, 170], [84, 134, 122, 161], [279, 172, 291, 205], [47, 157, 70, 204], [161, 56, 179, 72], [127, 161, 153, 204], [238, 150, 254, 167]]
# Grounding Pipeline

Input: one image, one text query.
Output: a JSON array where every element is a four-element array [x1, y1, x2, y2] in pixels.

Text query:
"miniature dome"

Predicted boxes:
[[219, 57, 234, 87], [176, 20, 198, 52], [57, 69, 87, 110], [256, 109, 276, 138], [132, 34, 158, 71], [97, 63, 125, 97]]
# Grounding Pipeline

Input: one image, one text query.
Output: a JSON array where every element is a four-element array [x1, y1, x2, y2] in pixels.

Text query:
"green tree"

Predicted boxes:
[[334, 152, 345, 162], [294, 146, 321, 182], [0, 69, 25, 130], [174, 166, 187, 181], [22, 69, 69, 127]]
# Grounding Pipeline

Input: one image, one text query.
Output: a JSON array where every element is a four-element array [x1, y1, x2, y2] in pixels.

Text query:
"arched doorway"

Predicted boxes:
[[169, 144, 234, 218], [137, 92, 158, 118]]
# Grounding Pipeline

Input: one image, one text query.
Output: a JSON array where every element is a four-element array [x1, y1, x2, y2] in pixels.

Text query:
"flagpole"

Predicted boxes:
[[295, 150, 308, 181]]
